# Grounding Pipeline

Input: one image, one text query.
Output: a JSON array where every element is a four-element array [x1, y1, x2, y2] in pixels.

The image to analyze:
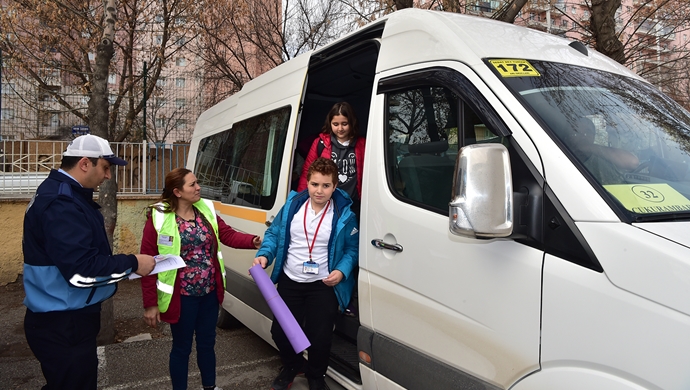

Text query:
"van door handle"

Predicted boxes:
[[265, 221, 272, 227], [371, 239, 403, 252]]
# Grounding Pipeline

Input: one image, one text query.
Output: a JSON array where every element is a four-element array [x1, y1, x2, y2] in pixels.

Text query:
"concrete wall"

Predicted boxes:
[[0, 196, 158, 285]]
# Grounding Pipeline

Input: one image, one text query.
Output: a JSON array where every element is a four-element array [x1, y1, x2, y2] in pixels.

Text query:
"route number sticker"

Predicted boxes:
[[489, 59, 540, 77], [604, 183, 690, 214]]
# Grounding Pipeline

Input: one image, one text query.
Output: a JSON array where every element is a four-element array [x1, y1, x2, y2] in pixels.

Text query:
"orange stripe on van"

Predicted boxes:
[[212, 201, 267, 223]]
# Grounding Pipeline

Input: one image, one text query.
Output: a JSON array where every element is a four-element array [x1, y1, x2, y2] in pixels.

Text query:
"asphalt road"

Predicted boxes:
[[0, 278, 343, 390]]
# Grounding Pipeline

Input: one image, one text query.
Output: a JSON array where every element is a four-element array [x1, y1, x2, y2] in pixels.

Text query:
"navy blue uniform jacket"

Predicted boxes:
[[23, 169, 138, 313]]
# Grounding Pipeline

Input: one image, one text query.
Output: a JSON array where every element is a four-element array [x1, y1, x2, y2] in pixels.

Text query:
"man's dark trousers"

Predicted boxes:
[[24, 308, 101, 390]]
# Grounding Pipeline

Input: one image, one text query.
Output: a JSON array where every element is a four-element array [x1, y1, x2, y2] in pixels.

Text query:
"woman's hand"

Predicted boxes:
[[252, 256, 268, 269], [252, 236, 262, 249], [323, 270, 344, 287], [144, 306, 161, 328]]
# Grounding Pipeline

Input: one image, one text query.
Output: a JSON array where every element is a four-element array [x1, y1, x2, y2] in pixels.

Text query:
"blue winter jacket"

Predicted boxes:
[[22, 169, 139, 313], [256, 189, 359, 311]]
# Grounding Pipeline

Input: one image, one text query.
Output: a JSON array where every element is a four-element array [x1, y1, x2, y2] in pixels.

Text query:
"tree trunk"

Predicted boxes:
[[394, 0, 413, 10], [591, 0, 626, 64], [89, 37, 118, 346], [494, 0, 530, 24]]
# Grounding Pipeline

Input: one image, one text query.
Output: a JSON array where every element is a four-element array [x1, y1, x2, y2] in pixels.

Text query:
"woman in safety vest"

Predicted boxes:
[[141, 167, 261, 390]]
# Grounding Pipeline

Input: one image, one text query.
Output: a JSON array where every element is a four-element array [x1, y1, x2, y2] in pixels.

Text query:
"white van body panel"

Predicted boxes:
[[223, 291, 275, 347], [578, 222, 690, 316], [512, 366, 651, 390], [359, 365, 405, 390], [634, 221, 690, 248], [193, 94, 238, 140], [361, 87, 541, 387], [229, 53, 312, 125], [539, 254, 690, 390]]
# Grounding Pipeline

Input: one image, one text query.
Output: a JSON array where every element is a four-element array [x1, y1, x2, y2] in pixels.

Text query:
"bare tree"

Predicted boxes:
[[144, 84, 199, 143], [192, 0, 354, 104], [493, 0, 530, 23], [590, 0, 626, 62], [0, 0, 199, 344]]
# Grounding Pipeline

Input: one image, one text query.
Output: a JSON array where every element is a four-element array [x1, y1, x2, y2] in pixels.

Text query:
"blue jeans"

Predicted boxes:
[[169, 292, 219, 390]]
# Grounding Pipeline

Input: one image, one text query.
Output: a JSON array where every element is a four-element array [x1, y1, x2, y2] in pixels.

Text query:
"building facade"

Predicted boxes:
[[1, 0, 688, 141]]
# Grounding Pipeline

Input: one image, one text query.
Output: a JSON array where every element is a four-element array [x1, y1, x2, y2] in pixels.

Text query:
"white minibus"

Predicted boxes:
[[188, 8, 690, 389]]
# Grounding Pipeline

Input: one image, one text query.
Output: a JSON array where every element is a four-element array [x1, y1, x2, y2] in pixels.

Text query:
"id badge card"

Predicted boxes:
[[302, 261, 319, 275], [158, 235, 173, 246]]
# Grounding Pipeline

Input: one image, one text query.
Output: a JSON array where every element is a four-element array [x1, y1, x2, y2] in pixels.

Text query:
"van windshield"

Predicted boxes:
[[491, 59, 690, 222]]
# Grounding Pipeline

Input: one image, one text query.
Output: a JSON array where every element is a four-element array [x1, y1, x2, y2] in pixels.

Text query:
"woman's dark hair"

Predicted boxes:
[[307, 158, 338, 185], [157, 167, 192, 212], [321, 101, 359, 140]]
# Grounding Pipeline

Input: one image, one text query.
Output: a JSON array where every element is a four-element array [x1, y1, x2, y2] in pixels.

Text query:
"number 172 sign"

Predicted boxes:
[[489, 59, 541, 77]]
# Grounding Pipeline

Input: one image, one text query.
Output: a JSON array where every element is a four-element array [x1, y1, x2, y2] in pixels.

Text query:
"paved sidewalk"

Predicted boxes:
[[0, 278, 343, 390]]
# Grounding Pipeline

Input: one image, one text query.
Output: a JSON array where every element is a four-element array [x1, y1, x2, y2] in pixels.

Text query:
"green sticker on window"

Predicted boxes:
[[604, 183, 690, 214]]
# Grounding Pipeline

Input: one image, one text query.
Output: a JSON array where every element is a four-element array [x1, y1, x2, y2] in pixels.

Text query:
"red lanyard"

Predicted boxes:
[[303, 199, 330, 262]]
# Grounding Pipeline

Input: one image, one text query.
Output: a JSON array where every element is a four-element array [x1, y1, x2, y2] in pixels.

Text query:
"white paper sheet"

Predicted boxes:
[[128, 254, 185, 279]]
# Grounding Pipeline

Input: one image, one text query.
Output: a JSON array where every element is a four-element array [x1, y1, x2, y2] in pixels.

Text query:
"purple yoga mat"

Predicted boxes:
[[249, 264, 311, 353]]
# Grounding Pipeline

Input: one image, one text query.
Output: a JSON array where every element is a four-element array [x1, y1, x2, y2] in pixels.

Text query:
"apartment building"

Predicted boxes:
[[0, 0, 687, 141]]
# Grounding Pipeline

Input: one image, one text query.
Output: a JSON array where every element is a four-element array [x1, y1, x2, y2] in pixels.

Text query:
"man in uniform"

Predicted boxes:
[[22, 134, 156, 389]]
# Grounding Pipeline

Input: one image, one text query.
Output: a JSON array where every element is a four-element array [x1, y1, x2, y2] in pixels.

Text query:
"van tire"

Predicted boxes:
[[217, 307, 243, 329]]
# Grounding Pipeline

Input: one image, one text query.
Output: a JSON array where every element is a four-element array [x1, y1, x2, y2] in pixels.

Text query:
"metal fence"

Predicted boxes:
[[0, 140, 190, 195]]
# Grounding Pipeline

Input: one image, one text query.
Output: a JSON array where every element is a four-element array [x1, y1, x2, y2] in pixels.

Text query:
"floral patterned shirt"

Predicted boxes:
[[176, 209, 216, 296]]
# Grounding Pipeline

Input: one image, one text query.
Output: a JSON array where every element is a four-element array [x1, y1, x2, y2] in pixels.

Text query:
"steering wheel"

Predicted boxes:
[[632, 159, 650, 174]]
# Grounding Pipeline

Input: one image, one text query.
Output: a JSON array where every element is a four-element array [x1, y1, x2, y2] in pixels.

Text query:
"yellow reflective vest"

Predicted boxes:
[[151, 199, 226, 313]]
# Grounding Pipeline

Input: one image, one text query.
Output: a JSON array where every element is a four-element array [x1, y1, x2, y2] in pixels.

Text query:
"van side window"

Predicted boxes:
[[194, 106, 290, 210], [385, 86, 502, 213]]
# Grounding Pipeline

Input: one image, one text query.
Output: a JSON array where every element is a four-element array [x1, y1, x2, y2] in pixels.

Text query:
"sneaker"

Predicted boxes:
[[201, 387, 222, 390], [344, 302, 357, 317], [271, 366, 301, 390], [308, 377, 330, 390]]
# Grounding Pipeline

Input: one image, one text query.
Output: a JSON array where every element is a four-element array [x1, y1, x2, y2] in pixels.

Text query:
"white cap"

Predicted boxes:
[[63, 134, 127, 166]]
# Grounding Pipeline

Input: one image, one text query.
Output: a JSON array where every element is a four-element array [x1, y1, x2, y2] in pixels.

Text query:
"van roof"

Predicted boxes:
[[374, 9, 638, 78], [194, 9, 641, 135]]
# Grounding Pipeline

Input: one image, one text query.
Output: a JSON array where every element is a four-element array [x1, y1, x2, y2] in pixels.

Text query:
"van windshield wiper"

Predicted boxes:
[[633, 212, 690, 222]]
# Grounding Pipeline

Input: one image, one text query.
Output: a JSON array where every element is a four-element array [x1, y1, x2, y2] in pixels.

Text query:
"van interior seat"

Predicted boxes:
[[398, 140, 455, 209]]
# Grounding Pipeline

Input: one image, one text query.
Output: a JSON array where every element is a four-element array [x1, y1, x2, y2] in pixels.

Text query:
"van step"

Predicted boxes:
[[334, 312, 359, 342], [330, 332, 361, 385]]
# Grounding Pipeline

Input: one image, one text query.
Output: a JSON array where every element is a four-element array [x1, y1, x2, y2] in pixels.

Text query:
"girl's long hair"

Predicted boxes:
[[321, 101, 359, 140]]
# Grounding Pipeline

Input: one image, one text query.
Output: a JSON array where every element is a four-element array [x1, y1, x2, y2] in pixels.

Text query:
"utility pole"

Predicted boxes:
[[142, 61, 147, 142]]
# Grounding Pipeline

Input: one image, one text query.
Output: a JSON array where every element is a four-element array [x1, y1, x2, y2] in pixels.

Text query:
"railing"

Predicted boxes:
[[0, 140, 190, 195]]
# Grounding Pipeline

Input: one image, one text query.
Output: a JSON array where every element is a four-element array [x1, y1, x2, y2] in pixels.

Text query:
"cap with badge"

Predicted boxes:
[[63, 134, 128, 166]]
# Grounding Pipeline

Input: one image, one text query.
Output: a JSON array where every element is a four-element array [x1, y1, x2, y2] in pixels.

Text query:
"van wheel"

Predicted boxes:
[[217, 307, 243, 329]]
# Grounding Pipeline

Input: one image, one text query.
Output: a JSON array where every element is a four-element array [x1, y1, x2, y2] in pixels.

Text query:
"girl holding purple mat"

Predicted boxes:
[[253, 158, 359, 390]]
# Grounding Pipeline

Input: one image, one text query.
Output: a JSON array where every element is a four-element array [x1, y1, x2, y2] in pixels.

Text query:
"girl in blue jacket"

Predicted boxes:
[[253, 158, 359, 390]]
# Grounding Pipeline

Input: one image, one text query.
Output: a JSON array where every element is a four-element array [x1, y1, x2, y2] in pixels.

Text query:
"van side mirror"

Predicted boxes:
[[449, 144, 513, 238]]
